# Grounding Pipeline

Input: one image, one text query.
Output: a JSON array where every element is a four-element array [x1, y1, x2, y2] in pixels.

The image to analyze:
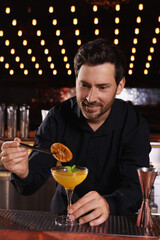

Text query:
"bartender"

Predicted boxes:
[[0, 38, 150, 227]]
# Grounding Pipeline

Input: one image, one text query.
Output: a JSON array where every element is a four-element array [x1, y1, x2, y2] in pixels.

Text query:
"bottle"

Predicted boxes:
[[7, 105, 17, 139], [19, 104, 30, 139], [149, 186, 158, 214], [0, 103, 6, 137]]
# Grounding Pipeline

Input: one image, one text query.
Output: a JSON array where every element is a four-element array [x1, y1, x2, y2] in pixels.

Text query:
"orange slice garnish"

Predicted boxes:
[[50, 142, 73, 162]]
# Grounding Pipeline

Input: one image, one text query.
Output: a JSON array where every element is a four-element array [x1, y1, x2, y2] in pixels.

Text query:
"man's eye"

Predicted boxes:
[[100, 86, 107, 90], [80, 83, 87, 87]]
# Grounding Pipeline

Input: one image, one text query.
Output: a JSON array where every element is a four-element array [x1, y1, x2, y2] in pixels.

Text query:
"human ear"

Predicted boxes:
[[116, 77, 125, 95]]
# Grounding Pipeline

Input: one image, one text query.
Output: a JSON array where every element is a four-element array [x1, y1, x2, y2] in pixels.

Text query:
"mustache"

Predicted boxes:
[[82, 99, 102, 107]]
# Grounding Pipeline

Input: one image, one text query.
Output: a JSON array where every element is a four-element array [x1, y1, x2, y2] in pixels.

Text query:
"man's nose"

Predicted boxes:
[[86, 88, 97, 103]]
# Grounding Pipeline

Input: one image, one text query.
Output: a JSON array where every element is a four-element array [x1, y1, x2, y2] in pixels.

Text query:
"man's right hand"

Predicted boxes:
[[0, 137, 29, 179]]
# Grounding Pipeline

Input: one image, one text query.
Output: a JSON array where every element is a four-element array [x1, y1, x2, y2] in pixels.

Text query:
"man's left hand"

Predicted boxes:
[[67, 191, 110, 226]]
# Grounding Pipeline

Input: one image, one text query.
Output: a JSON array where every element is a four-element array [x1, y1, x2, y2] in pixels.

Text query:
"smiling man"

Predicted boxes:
[[1, 39, 150, 227]]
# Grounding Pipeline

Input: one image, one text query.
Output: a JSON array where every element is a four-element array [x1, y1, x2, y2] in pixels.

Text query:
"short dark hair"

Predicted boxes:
[[74, 38, 126, 85]]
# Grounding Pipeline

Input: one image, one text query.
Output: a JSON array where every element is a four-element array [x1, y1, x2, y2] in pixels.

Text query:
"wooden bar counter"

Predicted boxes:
[[0, 209, 159, 240]]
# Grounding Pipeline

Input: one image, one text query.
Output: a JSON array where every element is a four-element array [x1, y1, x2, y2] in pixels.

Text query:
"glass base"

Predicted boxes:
[[55, 215, 80, 226]]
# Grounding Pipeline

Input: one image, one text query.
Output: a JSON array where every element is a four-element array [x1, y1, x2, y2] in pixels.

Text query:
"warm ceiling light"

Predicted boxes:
[[37, 30, 41, 36], [75, 29, 80, 36], [32, 19, 37, 26], [12, 19, 17, 26], [144, 69, 148, 75], [155, 28, 160, 34], [94, 18, 99, 24], [138, 4, 143, 10], [15, 56, 20, 62], [23, 40, 27, 46], [18, 30, 23, 36], [5, 7, 10, 14], [63, 56, 68, 62], [0, 56, 4, 62], [133, 38, 138, 44], [114, 39, 119, 45], [115, 4, 120, 11], [114, 29, 119, 35], [150, 47, 154, 53], [0, 31, 4, 37], [24, 69, 28, 75], [152, 38, 157, 44], [77, 39, 81, 45], [44, 49, 49, 54], [20, 63, 24, 69], [35, 63, 39, 69], [61, 48, 66, 54], [65, 63, 70, 69], [56, 30, 61, 36], [49, 6, 54, 13], [52, 19, 57, 25], [10, 49, 15, 54], [136, 16, 141, 23], [47, 56, 52, 62], [129, 63, 134, 68], [128, 69, 133, 75], [146, 62, 150, 68], [5, 63, 9, 69], [27, 49, 32, 54], [131, 47, 136, 53], [158, 16, 160, 22], [95, 29, 99, 35], [59, 39, 63, 45], [53, 69, 57, 75], [115, 17, 120, 24], [50, 63, 54, 69], [9, 70, 14, 75], [38, 69, 43, 75], [40, 40, 45, 46], [135, 28, 139, 34], [73, 18, 78, 25], [147, 55, 152, 61], [93, 5, 98, 12], [71, 5, 76, 12], [67, 69, 72, 75], [5, 40, 10, 46], [31, 56, 36, 62], [130, 55, 135, 61]]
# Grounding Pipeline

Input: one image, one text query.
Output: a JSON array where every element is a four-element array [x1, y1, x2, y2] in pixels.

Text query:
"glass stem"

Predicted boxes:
[[65, 189, 74, 220], [65, 189, 74, 207]]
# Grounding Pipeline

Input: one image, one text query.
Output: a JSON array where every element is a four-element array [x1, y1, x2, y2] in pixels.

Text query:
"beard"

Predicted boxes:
[[77, 98, 114, 121]]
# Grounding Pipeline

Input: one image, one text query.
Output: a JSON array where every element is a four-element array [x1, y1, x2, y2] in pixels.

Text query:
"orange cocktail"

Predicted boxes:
[[52, 167, 88, 190], [51, 166, 88, 226]]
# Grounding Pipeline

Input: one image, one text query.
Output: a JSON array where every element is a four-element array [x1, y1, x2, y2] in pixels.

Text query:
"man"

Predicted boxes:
[[0, 38, 150, 227]]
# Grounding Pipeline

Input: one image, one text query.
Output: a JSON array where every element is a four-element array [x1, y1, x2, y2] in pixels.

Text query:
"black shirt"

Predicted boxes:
[[11, 97, 150, 215]]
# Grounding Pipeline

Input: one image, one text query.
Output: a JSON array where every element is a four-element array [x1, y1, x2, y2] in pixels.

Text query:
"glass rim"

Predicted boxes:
[[51, 166, 88, 172]]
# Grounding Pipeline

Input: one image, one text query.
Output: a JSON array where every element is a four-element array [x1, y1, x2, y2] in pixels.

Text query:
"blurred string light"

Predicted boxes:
[[92, 5, 100, 36], [49, 5, 72, 76], [70, 4, 81, 48], [1, 9, 29, 76], [31, 16, 56, 76], [143, 16, 160, 75], [128, 3, 144, 75], [114, 4, 121, 45], [1, 25, 28, 75]]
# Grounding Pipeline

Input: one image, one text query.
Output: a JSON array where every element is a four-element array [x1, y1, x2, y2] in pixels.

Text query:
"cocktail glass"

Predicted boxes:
[[51, 166, 88, 226]]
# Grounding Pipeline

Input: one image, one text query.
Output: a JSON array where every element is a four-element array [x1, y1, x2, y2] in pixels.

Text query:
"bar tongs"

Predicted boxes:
[[0, 138, 54, 155]]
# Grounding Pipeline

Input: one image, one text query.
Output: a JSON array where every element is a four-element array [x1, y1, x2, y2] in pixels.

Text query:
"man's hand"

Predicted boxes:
[[67, 191, 110, 226], [0, 137, 29, 179]]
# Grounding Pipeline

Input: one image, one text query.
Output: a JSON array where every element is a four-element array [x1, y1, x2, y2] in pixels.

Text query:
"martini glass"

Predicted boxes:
[[51, 166, 88, 226]]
